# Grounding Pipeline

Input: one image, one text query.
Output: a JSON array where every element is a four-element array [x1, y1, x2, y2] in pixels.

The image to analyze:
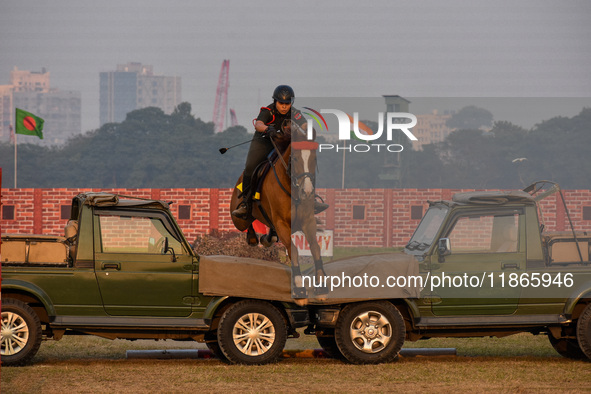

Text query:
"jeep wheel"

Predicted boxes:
[[204, 331, 227, 361], [576, 303, 591, 361], [316, 330, 344, 359], [334, 301, 405, 364], [1, 298, 42, 366], [548, 332, 586, 360], [217, 300, 287, 365]]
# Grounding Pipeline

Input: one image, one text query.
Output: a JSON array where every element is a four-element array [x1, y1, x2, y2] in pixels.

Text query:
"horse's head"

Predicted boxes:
[[272, 119, 293, 152], [290, 138, 319, 203]]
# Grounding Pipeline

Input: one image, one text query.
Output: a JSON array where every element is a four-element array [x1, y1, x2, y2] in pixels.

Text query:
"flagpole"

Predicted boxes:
[[14, 131, 17, 188], [341, 140, 346, 189]]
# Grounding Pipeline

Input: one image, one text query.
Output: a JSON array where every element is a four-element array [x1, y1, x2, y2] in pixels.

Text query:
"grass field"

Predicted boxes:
[[2, 332, 590, 393]]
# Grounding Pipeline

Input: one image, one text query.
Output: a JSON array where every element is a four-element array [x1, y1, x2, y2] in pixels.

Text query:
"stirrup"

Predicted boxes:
[[231, 201, 250, 219], [314, 201, 329, 214]]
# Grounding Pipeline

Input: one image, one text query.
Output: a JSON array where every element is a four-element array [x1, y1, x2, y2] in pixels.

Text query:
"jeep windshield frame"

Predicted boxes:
[[405, 203, 449, 256]]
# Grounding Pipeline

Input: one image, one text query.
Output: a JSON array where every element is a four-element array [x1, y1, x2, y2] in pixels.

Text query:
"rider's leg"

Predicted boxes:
[[232, 134, 273, 218], [232, 174, 252, 218]]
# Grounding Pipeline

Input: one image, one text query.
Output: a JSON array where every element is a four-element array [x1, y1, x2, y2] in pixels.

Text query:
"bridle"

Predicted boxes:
[[269, 137, 318, 205]]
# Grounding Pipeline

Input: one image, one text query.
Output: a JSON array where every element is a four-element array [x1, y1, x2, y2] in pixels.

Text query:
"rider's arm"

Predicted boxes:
[[255, 107, 274, 133], [254, 120, 270, 133]]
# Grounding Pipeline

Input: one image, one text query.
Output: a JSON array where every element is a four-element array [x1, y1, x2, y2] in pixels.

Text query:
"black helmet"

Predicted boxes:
[[272, 85, 295, 104]]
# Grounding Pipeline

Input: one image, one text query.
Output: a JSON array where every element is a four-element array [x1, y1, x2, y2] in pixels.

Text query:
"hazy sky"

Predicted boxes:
[[1, 0, 590, 132]]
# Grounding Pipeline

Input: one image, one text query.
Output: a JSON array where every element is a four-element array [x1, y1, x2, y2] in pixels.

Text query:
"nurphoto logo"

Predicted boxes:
[[303, 108, 418, 153]]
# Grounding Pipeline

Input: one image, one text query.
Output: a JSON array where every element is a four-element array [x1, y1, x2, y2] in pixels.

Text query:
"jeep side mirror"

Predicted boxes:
[[163, 237, 177, 262], [438, 238, 451, 256]]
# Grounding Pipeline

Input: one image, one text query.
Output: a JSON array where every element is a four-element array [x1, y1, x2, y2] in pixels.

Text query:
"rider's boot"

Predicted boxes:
[[232, 175, 252, 219]]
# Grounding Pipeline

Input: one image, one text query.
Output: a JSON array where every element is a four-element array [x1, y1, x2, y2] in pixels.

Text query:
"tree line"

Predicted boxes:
[[1, 103, 590, 190]]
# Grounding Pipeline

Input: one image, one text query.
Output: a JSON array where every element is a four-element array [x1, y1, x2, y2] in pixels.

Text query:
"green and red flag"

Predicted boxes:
[[15, 108, 44, 139]]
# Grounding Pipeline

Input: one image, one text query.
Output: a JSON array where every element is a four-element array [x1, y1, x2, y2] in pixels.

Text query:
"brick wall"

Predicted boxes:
[[2, 187, 591, 248]]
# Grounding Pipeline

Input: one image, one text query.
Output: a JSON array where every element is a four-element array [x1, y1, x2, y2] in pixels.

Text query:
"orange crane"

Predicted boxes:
[[229, 108, 238, 127]]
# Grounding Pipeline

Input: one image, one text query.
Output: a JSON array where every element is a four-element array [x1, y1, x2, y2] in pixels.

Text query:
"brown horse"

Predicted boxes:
[[230, 127, 327, 300]]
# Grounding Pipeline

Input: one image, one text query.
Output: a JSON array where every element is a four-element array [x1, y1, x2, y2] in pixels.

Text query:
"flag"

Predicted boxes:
[[15, 108, 44, 139]]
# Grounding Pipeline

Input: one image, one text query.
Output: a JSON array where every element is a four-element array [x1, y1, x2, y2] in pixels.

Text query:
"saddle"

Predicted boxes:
[[236, 150, 280, 201]]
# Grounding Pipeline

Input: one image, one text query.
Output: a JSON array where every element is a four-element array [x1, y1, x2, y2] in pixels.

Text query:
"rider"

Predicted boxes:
[[232, 85, 329, 219]]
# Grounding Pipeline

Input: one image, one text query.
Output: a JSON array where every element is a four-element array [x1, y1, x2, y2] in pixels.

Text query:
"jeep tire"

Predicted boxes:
[[548, 331, 586, 360], [1, 298, 43, 366], [316, 329, 344, 359], [217, 300, 287, 365], [576, 303, 591, 361], [334, 301, 405, 364]]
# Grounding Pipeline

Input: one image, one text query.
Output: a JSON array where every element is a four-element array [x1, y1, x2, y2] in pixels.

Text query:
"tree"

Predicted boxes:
[[446, 105, 494, 130], [2, 105, 590, 190]]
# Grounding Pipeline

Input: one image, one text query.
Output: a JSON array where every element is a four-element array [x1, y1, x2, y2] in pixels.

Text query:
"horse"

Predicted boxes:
[[230, 124, 327, 300]]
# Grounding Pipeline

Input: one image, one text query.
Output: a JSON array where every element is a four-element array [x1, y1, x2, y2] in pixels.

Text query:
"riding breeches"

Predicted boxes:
[[243, 132, 274, 184]]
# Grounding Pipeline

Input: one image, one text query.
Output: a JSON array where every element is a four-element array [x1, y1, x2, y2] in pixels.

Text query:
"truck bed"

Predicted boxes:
[[543, 231, 591, 264], [1, 234, 70, 267]]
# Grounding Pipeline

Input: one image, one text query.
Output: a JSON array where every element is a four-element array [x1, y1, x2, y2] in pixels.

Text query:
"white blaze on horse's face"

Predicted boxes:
[[300, 149, 314, 199]]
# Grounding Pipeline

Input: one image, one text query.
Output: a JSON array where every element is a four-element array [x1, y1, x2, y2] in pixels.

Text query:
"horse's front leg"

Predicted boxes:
[[299, 208, 328, 298], [274, 219, 308, 300]]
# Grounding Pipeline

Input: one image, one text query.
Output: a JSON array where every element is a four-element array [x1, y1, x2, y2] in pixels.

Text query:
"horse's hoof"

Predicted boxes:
[[247, 234, 259, 246], [314, 286, 329, 299], [292, 286, 308, 299], [260, 234, 275, 248], [294, 298, 309, 307]]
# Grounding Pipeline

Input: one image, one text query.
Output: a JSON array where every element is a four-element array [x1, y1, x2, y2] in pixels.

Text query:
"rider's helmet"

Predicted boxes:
[[272, 85, 295, 104]]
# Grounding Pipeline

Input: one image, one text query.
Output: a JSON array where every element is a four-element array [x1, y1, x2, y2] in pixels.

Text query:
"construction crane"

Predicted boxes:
[[212, 60, 229, 133], [229, 108, 238, 127]]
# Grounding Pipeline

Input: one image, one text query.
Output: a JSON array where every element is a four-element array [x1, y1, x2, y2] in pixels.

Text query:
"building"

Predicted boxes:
[[11, 67, 50, 93], [99, 62, 181, 126], [0, 67, 81, 145], [412, 110, 454, 150], [0, 85, 13, 140]]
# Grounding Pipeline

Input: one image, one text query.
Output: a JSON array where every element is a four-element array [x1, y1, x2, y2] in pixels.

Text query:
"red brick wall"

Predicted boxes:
[[563, 190, 591, 232], [2, 188, 591, 248], [99, 215, 156, 251]]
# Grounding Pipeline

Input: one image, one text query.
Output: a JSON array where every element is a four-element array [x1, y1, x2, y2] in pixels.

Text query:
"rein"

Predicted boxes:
[[270, 137, 289, 172], [268, 136, 318, 205], [268, 138, 292, 199]]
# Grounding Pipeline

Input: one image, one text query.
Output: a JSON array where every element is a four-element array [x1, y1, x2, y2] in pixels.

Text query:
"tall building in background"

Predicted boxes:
[[0, 85, 13, 139], [0, 67, 81, 145], [412, 110, 454, 150], [11, 67, 51, 93], [99, 62, 181, 126]]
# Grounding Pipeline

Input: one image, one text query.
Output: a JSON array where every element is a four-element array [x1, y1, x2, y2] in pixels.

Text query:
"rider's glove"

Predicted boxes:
[[265, 125, 278, 139]]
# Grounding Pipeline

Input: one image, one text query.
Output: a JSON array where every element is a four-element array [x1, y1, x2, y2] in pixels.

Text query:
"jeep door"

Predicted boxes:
[[94, 209, 194, 317], [430, 208, 525, 316]]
